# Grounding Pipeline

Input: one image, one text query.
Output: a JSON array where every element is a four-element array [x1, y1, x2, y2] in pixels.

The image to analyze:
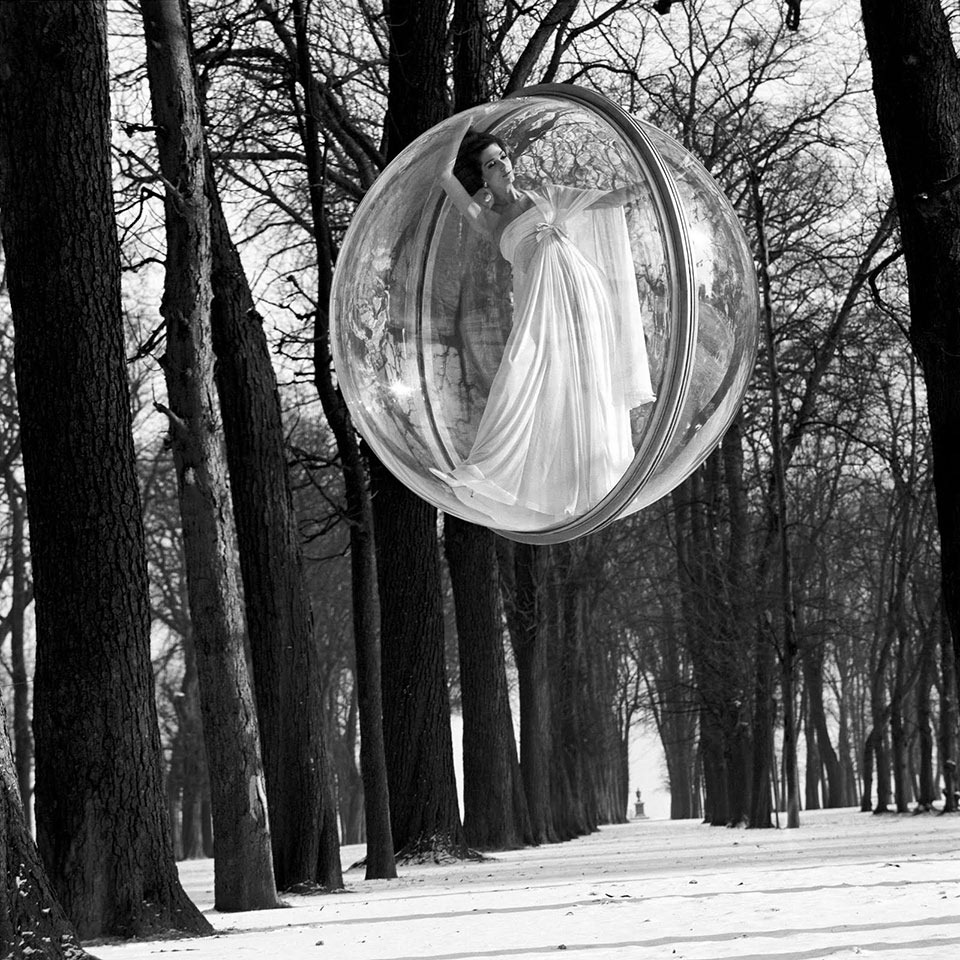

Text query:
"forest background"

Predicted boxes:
[[2, 0, 960, 956]]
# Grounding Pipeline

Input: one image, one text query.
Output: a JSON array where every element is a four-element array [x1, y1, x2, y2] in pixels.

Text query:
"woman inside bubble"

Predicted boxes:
[[431, 123, 655, 527]]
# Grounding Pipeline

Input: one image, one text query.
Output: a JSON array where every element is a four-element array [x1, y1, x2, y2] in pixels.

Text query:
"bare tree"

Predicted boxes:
[[0, 701, 92, 960], [0, 0, 211, 938], [236, 0, 398, 878], [445, 517, 531, 848], [374, 0, 468, 860], [0, 341, 31, 832], [859, 0, 960, 744], [205, 86, 343, 891], [139, 0, 279, 910]]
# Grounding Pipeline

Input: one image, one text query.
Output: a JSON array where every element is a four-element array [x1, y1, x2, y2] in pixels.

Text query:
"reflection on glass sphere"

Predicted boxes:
[[330, 85, 759, 543]]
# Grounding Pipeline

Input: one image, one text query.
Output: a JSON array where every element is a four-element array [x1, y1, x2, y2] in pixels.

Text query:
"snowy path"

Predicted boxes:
[[92, 808, 960, 960]]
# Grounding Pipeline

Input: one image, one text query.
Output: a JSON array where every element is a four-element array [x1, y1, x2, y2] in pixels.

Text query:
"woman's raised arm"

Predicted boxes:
[[586, 182, 643, 209], [439, 121, 498, 238]]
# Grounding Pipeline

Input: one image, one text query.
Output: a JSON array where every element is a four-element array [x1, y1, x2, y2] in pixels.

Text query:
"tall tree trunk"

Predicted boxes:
[[445, 517, 530, 849], [859, 1, 960, 712], [915, 646, 935, 811], [372, 0, 467, 859], [513, 543, 557, 844], [648, 622, 699, 820], [664, 736, 696, 820], [350, 426, 457, 854], [383, 0, 449, 158], [2, 470, 31, 828], [206, 143, 342, 891], [0, 0, 211, 938], [780, 656, 801, 825], [332, 690, 365, 846], [172, 630, 209, 860], [544, 553, 579, 841], [446, 0, 530, 853], [865, 609, 896, 814], [720, 421, 756, 827], [140, 0, 279, 911], [699, 706, 726, 825], [837, 678, 859, 807], [860, 725, 877, 812], [260, 0, 396, 879], [335, 445, 394, 876], [890, 703, 911, 812], [864, 713, 894, 815], [749, 621, 775, 828], [890, 630, 912, 813], [803, 644, 844, 808], [803, 680, 822, 811], [674, 481, 718, 824], [373, 461, 466, 858], [560, 536, 622, 830], [553, 544, 591, 839], [754, 173, 800, 828], [452, 0, 488, 111], [939, 601, 959, 812], [1, 701, 91, 960], [875, 728, 893, 813]]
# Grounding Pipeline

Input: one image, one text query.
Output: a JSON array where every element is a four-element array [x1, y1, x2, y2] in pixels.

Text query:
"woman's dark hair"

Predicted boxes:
[[453, 130, 509, 195]]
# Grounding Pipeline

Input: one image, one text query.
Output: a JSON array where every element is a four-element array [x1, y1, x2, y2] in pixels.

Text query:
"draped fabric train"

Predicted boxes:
[[437, 184, 655, 528]]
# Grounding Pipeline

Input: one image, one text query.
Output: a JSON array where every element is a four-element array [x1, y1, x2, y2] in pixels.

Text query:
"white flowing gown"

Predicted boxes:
[[438, 184, 655, 527]]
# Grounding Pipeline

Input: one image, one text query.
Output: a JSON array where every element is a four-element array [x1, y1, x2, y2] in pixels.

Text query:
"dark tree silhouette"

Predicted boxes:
[[207, 121, 344, 893], [445, 517, 531, 849], [140, 0, 279, 909], [1, 701, 90, 960], [374, 0, 468, 859], [0, 0, 210, 938], [859, 0, 960, 735]]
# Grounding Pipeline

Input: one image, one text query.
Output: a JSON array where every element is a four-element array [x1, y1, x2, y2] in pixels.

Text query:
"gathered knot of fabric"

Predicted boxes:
[[534, 220, 568, 243]]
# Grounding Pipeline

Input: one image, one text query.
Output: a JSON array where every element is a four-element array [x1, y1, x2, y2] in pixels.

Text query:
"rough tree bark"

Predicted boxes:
[[940, 601, 959, 812], [1, 702, 91, 960], [646, 619, 700, 819], [552, 537, 626, 835], [373, 463, 466, 858], [140, 0, 279, 910], [802, 644, 844, 808], [251, 0, 397, 878], [2, 469, 31, 829], [444, 2, 530, 852], [452, 0, 489, 110], [250, 0, 399, 878], [375, 0, 468, 859], [0, 0, 211, 939], [445, 517, 530, 849], [915, 630, 937, 811], [511, 542, 559, 844], [754, 173, 800, 828], [206, 139, 343, 891], [860, 0, 960, 721], [674, 468, 750, 828], [862, 623, 894, 814], [168, 628, 210, 859]]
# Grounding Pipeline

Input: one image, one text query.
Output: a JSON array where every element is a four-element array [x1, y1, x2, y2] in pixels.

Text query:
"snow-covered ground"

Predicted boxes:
[[93, 808, 960, 960]]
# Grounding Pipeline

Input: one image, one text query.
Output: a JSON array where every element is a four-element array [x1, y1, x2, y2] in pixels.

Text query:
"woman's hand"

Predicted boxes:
[[440, 112, 474, 174]]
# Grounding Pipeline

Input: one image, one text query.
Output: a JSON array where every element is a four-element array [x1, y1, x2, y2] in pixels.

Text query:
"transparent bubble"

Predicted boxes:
[[330, 85, 759, 543]]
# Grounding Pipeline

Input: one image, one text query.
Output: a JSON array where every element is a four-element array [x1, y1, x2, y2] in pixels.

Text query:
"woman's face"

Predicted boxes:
[[478, 143, 514, 197]]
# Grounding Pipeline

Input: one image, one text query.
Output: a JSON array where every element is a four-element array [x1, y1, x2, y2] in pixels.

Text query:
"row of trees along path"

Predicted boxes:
[[3, 0, 960, 955]]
